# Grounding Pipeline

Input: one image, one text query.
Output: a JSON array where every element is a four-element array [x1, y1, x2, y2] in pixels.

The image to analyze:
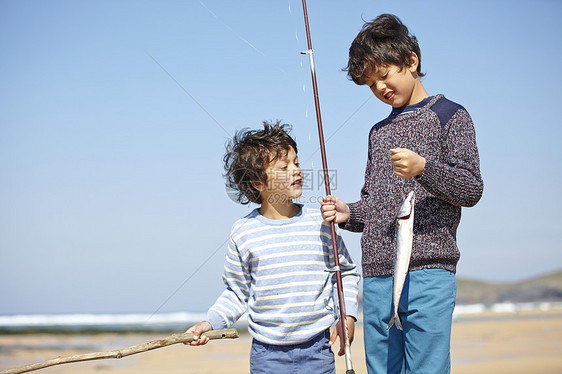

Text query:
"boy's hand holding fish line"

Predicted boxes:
[[321, 13, 483, 374]]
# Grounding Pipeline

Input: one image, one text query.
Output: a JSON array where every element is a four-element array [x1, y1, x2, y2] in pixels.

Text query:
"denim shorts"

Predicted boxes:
[[249, 329, 335, 374]]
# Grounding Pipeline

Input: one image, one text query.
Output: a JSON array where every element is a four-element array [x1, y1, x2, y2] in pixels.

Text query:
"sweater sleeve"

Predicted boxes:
[[416, 108, 484, 207], [205, 237, 250, 330]]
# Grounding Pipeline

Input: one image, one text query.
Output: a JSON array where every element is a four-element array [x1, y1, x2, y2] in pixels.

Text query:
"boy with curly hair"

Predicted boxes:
[[186, 121, 360, 374], [321, 14, 483, 374]]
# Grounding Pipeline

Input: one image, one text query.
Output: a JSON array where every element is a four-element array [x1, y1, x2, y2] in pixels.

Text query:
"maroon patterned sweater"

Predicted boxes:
[[343, 94, 483, 277]]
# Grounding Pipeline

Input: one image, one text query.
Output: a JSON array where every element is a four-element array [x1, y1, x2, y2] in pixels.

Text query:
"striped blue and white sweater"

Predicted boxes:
[[206, 205, 360, 345]]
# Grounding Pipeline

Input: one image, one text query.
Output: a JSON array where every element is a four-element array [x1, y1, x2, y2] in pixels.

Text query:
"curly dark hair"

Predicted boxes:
[[224, 120, 297, 205], [345, 14, 425, 85]]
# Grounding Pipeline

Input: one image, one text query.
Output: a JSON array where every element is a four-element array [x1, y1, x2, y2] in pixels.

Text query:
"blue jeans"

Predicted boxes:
[[363, 269, 456, 374], [250, 330, 335, 374]]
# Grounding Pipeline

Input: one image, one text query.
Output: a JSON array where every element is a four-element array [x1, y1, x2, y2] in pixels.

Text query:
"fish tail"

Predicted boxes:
[[386, 313, 403, 331]]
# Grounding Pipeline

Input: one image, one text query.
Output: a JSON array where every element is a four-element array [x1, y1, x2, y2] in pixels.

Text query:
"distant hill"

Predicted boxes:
[[456, 270, 562, 305]]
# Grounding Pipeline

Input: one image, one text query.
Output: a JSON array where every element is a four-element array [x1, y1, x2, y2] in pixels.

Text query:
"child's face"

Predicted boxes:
[[362, 59, 420, 108], [260, 146, 303, 205]]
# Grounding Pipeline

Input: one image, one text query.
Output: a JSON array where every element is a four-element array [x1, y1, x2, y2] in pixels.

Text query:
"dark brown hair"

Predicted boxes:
[[345, 14, 425, 85], [224, 120, 297, 204]]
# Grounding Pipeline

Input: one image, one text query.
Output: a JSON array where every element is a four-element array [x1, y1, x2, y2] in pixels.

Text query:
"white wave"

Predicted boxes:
[[453, 301, 562, 319], [453, 304, 486, 316], [0, 312, 207, 328]]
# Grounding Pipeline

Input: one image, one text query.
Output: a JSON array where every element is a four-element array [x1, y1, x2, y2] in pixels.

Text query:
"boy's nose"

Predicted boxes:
[[371, 81, 385, 92]]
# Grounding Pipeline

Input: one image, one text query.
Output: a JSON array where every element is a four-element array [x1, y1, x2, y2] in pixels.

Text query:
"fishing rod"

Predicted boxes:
[[300, 1, 355, 373]]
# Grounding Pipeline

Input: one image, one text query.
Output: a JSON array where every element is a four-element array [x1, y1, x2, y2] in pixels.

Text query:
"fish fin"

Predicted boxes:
[[387, 313, 403, 331], [386, 320, 393, 330], [395, 315, 403, 331]]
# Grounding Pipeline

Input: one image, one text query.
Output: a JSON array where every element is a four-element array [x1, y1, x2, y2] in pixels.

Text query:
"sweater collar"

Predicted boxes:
[[390, 95, 434, 117], [252, 204, 305, 225]]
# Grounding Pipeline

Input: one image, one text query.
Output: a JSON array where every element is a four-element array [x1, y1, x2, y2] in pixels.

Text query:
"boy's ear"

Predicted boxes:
[[408, 52, 420, 73], [251, 181, 264, 192]]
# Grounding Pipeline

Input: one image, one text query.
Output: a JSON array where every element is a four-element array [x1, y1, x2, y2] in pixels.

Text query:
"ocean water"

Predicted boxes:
[[452, 301, 562, 320], [0, 312, 212, 332], [1, 302, 561, 332]]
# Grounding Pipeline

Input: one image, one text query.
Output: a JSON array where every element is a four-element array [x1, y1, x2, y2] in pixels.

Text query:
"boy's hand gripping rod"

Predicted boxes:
[[300, 1, 355, 373]]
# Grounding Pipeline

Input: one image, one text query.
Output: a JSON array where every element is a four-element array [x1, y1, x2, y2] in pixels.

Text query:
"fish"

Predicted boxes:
[[387, 190, 415, 331]]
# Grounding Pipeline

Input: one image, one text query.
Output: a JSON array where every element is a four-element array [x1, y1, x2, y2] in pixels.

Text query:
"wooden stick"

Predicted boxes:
[[0, 328, 239, 374]]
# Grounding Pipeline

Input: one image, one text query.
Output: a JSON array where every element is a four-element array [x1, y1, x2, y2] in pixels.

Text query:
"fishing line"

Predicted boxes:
[[288, 1, 300, 44], [145, 52, 236, 318], [147, 237, 229, 321], [146, 215, 256, 322], [197, 0, 287, 75], [301, 94, 373, 168], [197, 0, 265, 58], [147, 53, 231, 138], [144, 2, 306, 321], [147, 0, 298, 315], [146, 1, 376, 325]]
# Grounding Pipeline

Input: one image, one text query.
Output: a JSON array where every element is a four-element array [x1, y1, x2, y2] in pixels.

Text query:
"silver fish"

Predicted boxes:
[[387, 190, 415, 331]]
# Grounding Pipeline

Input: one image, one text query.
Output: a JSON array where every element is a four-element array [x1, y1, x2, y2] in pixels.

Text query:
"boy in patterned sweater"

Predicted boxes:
[[186, 121, 360, 374], [321, 14, 483, 374]]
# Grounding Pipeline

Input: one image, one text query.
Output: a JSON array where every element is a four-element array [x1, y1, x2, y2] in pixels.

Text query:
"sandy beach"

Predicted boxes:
[[1, 310, 561, 374]]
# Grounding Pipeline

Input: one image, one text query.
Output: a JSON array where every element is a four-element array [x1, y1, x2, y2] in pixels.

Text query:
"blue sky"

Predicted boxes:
[[1, 0, 561, 315]]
